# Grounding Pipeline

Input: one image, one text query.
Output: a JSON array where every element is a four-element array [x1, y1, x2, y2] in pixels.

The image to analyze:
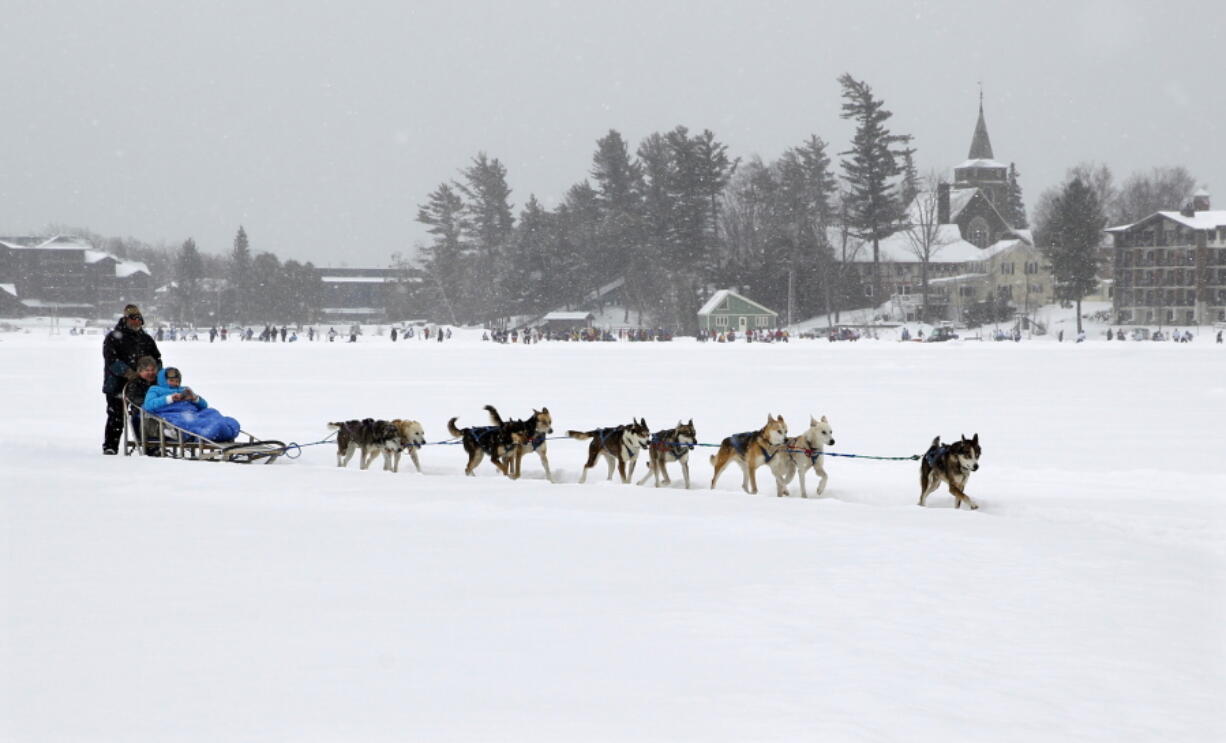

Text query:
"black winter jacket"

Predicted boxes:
[[102, 319, 161, 395]]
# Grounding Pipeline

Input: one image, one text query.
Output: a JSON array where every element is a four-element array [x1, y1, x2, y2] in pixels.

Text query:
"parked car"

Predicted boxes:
[[926, 326, 959, 343]]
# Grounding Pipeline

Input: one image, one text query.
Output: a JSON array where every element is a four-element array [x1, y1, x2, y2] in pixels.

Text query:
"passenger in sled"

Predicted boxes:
[[143, 366, 241, 443]]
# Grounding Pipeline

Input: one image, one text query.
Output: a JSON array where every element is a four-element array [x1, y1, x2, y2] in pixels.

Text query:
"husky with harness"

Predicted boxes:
[[918, 433, 981, 510], [636, 420, 697, 489], [771, 415, 835, 498], [710, 414, 789, 495], [448, 414, 528, 477], [484, 404, 554, 482], [568, 418, 651, 484]]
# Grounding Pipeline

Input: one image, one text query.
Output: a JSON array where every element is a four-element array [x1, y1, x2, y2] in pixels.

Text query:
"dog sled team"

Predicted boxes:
[[330, 405, 983, 510]]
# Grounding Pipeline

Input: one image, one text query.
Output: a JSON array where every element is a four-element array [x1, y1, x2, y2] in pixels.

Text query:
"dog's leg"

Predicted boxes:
[[949, 481, 978, 510], [745, 448, 764, 494], [710, 449, 730, 489], [814, 460, 828, 497], [624, 455, 638, 483], [918, 470, 938, 506], [537, 447, 552, 483], [605, 452, 617, 481], [340, 444, 357, 468], [409, 448, 421, 473], [636, 460, 654, 486], [359, 446, 376, 470], [680, 458, 690, 489], [466, 449, 484, 477], [659, 460, 671, 485], [580, 444, 598, 484]]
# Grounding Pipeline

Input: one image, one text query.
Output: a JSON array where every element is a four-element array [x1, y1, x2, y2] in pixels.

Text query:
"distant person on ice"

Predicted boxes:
[[101, 304, 161, 455], [143, 367, 241, 442]]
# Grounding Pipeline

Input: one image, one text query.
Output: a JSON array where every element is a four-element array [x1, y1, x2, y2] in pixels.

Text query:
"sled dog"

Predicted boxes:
[[328, 418, 402, 470], [484, 404, 554, 481], [918, 433, 981, 510], [447, 414, 529, 477], [387, 419, 427, 473], [568, 418, 651, 484], [770, 415, 835, 497], [636, 420, 697, 489], [710, 414, 789, 495]]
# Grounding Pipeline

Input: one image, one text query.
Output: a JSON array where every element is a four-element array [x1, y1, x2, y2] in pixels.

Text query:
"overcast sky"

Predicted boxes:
[[2, 0, 1221, 266]]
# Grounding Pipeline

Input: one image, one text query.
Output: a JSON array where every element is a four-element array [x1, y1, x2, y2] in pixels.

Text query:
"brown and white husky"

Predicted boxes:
[[918, 433, 982, 510], [709, 414, 789, 495], [770, 415, 835, 497], [568, 418, 651, 484], [635, 420, 697, 489]]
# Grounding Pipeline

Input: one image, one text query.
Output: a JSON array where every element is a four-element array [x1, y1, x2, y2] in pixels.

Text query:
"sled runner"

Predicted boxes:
[[122, 401, 286, 464]]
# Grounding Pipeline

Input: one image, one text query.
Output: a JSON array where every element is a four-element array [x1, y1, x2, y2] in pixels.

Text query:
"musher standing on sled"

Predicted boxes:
[[101, 304, 161, 454]]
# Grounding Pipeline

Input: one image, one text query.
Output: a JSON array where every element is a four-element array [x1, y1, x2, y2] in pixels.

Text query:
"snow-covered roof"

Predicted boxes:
[[697, 290, 731, 315], [856, 225, 985, 264], [116, 261, 149, 278], [929, 272, 990, 285], [697, 289, 777, 316], [20, 299, 95, 309], [84, 249, 116, 264], [542, 311, 595, 321], [321, 307, 383, 315], [320, 275, 390, 283], [947, 188, 978, 220], [1105, 210, 1226, 232], [0, 283, 16, 297], [955, 158, 1007, 170]]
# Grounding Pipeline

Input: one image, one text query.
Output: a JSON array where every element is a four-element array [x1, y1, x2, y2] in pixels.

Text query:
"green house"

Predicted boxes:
[[697, 289, 778, 333]]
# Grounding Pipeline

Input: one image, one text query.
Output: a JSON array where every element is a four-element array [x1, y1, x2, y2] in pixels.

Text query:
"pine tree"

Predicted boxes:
[[174, 238, 204, 325], [1042, 177, 1104, 333], [1006, 163, 1028, 228], [251, 252, 282, 323], [228, 226, 252, 324], [455, 152, 514, 323], [838, 73, 912, 307], [415, 183, 465, 324]]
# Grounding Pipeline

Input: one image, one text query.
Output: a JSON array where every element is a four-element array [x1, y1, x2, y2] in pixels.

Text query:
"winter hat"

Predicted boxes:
[[136, 356, 158, 371], [123, 304, 143, 318]]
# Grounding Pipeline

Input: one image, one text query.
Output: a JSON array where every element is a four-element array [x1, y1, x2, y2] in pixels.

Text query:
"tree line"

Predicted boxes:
[[402, 74, 933, 332]]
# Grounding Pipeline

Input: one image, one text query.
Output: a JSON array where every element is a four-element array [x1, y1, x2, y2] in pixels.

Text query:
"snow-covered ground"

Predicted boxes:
[[3, 330, 1223, 742]]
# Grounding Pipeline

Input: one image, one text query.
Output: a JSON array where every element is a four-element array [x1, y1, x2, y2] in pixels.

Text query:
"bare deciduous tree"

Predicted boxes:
[[901, 175, 955, 322]]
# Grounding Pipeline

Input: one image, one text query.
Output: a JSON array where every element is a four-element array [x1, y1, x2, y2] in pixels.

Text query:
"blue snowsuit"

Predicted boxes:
[[143, 369, 241, 442]]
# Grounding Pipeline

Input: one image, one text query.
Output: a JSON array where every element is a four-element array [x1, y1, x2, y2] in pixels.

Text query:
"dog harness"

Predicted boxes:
[[730, 431, 777, 463], [924, 445, 948, 469], [651, 431, 689, 460]]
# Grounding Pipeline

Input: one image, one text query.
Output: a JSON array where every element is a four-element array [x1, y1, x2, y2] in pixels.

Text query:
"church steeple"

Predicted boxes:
[[968, 88, 994, 160]]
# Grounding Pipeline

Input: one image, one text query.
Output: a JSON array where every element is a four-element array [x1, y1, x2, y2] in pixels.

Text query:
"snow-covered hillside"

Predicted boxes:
[[3, 332, 1223, 742]]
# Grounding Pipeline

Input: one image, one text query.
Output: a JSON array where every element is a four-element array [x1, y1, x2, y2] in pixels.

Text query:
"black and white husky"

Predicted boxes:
[[568, 418, 651, 484], [918, 433, 982, 510], [770, 415, 835, 497], [636, 420, 697, 489]]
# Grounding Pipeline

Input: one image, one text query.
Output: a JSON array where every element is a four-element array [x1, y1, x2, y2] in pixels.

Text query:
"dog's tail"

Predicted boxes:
[[709, 454, 716, 465], [567, 430, 593, 440], [447, 417, 464, 438], [484, 404, 504, 425]]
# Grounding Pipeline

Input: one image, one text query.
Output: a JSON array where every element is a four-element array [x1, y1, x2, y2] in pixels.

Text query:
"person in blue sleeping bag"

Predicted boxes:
[[143, 366, 241, 443]]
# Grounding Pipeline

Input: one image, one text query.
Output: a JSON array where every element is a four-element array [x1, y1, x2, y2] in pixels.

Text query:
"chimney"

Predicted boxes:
[[938, 182, 951, 224], [1192, 189, 1210, 212]]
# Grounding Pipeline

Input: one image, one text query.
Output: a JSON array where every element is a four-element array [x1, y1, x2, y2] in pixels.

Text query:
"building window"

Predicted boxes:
[[715, 315, 729, 327]]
